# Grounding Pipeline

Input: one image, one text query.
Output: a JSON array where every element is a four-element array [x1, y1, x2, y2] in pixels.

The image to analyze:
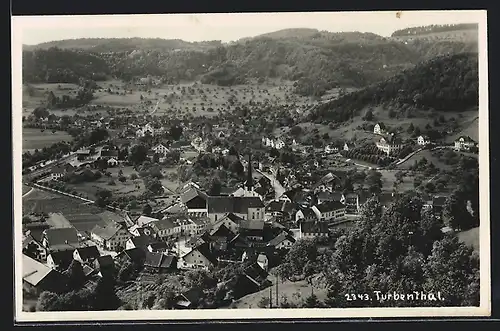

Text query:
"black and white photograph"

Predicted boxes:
[[12, 10, 490, 322]]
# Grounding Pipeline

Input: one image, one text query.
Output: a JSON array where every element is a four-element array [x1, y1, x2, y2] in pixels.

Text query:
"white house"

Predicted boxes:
[[344, 142, 355, 151], [324, 145, 338, 154], [90, 222, 131, 251], [180, 242, 217, 270], [417, 135, 431, 146], [274, 139, 285, 150], [312, 201, 346, 223], [298, 221, 329, 239], [454, 136, 477, 151], [266, 232, 296, 250], [376, 134, 403, 156], [152, 143, 169, 155], [374, 123, 386, 135], [107, 158, 118, 167], [256, 253, 269, 272]]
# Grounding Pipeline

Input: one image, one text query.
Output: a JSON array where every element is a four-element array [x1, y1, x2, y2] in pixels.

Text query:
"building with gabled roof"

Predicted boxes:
[[143, 252, 177, 273], [312, 201, 346, 224], [41, 227, 80, 252], [180, 242, 218, 270], [23, 254, 68, 294], [90, 220, 131, 252], [206, 196, 265, 224]]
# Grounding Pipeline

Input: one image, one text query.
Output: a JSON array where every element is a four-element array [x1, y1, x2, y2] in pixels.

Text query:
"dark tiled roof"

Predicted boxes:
[[91, 222, 123, 240], [95, 255, 114, 268], [207, 196, 264, 214], [118, 248, 146, 264], [239, 220, 264, 231], [48, 249, 75, 270], [432, 196, 447, 206], [300, 221, 329, 234], [184, 242, 218, 265], [210, 224, 236, 239], [317, 201, 346, 212], [181, 187, 208, 204], [130, 235, 156, 249], [75, 245, 100, 261], [265, 200, 294, 213], [44, 228, 79, 247], [298, 207, 316, 219], [267, 232, 296, 247]]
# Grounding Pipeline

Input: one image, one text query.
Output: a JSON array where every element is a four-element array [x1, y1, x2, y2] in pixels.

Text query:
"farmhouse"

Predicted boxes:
[[266, 232, 296, 250], [46, 249, 75, 271], [374, 123, 386, 135], [41, 227, 79, 252], [180, 242, 218, 270], [73, 245, 101, 264], [90, 220, 131, 251], [298, 221, 329, 239], [206, 196, 265, 224], [417, 135, 431, 146], [295, 207, 317, 223], [152, 143, 169, 155], [181, 187, 208, 216], [50, 166, 66, 180], [23, 254, 68, 295], [454, 136, 477, 151], [376, 134, 404, 156], [23, 233, 48, 261], [312, 201, 346, 223]]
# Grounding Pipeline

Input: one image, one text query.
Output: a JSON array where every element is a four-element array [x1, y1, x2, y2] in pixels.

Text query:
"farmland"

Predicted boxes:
[[22, 127, 74, 153]]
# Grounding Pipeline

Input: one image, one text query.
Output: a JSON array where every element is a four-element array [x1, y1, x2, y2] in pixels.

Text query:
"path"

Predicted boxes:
[[22, 187, 34, 198], [256, 169, 285, 199]]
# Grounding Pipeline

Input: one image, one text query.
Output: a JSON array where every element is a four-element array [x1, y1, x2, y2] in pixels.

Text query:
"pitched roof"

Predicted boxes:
[[181, 187, 208, 204], [432, 196, 447, 206], [136, 215, 159, 227], [209, 224, 236, 239], [23, 254, 58, 286], [117, 247, 146, 264], [44, 228, 79, 247], [265, 200, 294, 213], [267, 232, 296, 247], [154, 217, 177, 230], [239, 220, 265, 231], [207, 196, 264, 214], [317, 201, 346, 212], [75, 245, 100, 261], [91, 222, 124, 241], [456, 136, 476, 143], [130, 235, 156, 248], [183, 242, 218, 265], [48, 249, 75, 269], [300, 221, 329, 234], [95, 255, 114, 268], [317, 191, 344, 202], [298, 207, 316, 219]]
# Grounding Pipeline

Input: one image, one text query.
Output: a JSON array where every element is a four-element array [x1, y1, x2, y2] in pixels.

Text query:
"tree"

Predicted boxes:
[[128, 144, 148, 165], [36, 291, 61, 311], [91, 276, 121, 310], [144, 177, 164, 196], [443, 190, 474, 231], [169, 125, 183, 141], [65, 260, 86, 291], [143, 204, 153, 216], [363, 109, 374, 121], [33, 107, 50, 119], [229, 159, 244, 176], [208, 177, 222, 196], [290, 125, 303, 136], [303, 294, 321, 308]]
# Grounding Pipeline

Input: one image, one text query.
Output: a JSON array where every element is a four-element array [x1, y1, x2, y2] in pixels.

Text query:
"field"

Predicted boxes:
[[457, 226, 480, 253], [378, 170, 416, 192], [22, 127, 74, 153], [396, 149, 454, 171], [92, 79, 316, 118]]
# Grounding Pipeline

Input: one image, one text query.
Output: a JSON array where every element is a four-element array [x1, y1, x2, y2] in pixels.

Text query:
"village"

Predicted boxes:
[[21, 92, 480, 310]]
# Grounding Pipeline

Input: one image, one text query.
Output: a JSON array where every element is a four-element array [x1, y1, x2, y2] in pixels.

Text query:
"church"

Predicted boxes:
[[230, 154, 262, 199]]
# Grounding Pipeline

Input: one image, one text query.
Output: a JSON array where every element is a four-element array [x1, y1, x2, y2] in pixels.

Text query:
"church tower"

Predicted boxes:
[[244, 153, 254, 192]]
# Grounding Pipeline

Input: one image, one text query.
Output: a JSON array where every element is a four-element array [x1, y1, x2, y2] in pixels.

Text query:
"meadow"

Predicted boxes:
[[22, 127, 74, 153]]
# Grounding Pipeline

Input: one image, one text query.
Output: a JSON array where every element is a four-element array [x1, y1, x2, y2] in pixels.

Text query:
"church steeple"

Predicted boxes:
[[245, 153, 253, 191]]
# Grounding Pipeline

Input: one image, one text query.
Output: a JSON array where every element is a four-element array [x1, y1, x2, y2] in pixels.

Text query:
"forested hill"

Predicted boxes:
[[22, 25, 479, 96], [308, 52, 478, 123], [391, 23, 478, 37], [23, 38, 222, 52]]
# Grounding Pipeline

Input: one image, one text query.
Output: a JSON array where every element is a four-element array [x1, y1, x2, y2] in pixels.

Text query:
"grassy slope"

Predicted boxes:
[[22, 127, 74, 152], [457, 227, 479, 253]]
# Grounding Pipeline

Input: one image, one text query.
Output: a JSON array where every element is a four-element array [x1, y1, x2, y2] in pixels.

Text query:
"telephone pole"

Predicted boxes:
[[269, 285, 273, 309], [275, 275, 279, 307]]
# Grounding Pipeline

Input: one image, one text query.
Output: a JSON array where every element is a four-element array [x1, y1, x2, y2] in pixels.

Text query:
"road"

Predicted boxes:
[[256, 169, 286, 199]]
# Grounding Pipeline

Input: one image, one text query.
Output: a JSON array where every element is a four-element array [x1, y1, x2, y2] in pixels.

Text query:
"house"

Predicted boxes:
[[90, 221, 131, 252], [274, 139, 285, 150], [181, 187, 208, 216], [256, 253, 269, 272], [206, 196, 265, 223], [143, 252, 177, 273], [93, 255, 114, 274], [344, 142, 355, 151], [298, 221, 330, 239], [374, 123, 386, 135], [211, 213, 244, 234], [41, 227, 79, 252], [147, 241, 169, 253], [317, 191, 345, 205], [23, 254, 68, 294], [180, 242, 218, 270], [135, 215, 160, 227], [189, 217, 210, 235], [311, 172, 341, 193], [312, 201, 346, 224], [295, 207, 317, 223], [46, 249, 75, 271], [173, 288, 203, 309], [239, 219, 265, 241], [125, 235, 157, 251], [73, 245, 100, 264], [150, 217, 181, 240], [266, 232, 296, 250], [114, 247, 146, 266], [344, 192, 361, 214], [324, 145, 339, 154], [417, 135, 431, 146], [230, 262, 269, 299], [454, 136, 477, 151], [208, 224, 237, 251], [50, 166, 66, 180], [376, 134, 404, 156], [23, 233, 48, 261], [265, 200, 294, 219], [107, 158, 119, 167], [152, 143, 169, 155], [99, 149, 119, 160]]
